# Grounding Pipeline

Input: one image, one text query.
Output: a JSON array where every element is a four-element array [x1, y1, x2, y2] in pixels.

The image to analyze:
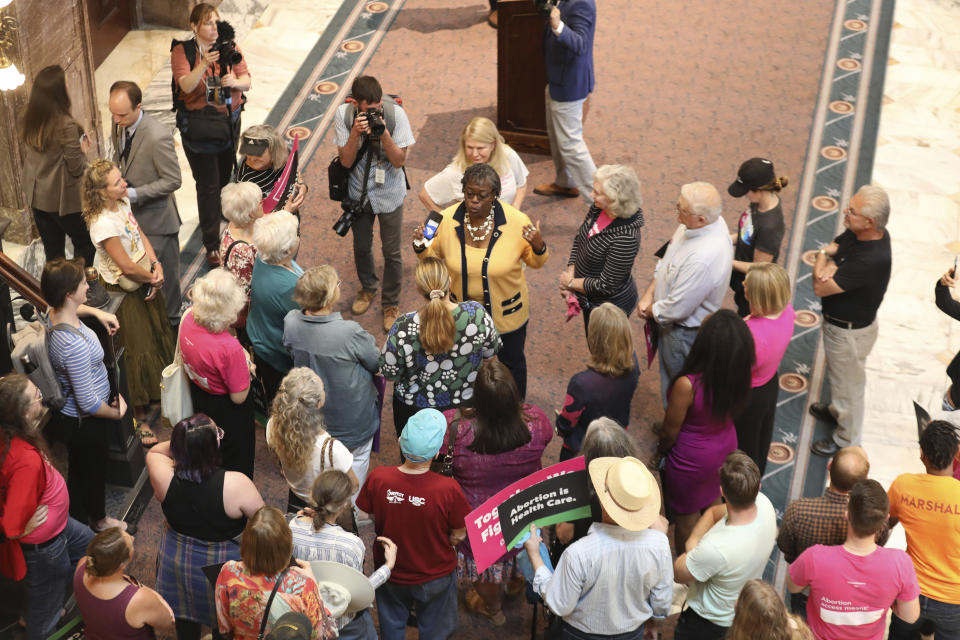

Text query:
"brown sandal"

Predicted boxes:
[[133, 419, 158, 449], [464, 589, 506, 626]]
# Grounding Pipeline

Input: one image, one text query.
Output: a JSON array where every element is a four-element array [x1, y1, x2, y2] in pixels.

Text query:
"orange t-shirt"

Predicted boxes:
[[170, 40, 248, 114], [888, 473, 960, 604]]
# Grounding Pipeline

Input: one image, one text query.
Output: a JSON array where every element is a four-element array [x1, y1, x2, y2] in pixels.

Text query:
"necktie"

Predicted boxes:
[[120, 129, 133, 162]]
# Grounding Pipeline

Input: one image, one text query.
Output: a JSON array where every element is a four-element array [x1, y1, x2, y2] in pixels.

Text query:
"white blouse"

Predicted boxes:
[[424, 146, 529, 208]]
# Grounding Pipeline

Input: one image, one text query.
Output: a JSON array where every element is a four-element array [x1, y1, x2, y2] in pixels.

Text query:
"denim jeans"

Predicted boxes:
[[889, 594, 960, 640], [22, 517, 95, 640], [375, 571, 458, 640], [339, 609, 377, 640], [658, 324, 699, 407], [351, 204, 404, 308]]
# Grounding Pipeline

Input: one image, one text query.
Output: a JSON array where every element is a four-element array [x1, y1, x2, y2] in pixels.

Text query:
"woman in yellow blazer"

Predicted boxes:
[[414, 163, 548, 397], [20, 65, 96, 267]]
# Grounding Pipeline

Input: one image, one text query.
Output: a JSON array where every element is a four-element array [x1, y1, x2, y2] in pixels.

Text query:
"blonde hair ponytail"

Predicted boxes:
[[416, 258, 455, 354]]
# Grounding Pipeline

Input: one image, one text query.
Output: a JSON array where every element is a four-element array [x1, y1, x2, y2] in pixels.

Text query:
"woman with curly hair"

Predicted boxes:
[[728, 580, 813, 640], [266, 368, 358, 513], [180, 268, 257, 477], [81, 159, 174, 425]]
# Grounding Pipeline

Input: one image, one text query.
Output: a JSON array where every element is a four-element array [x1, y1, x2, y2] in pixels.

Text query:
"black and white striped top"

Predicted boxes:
[[568, 205, 644, 314]]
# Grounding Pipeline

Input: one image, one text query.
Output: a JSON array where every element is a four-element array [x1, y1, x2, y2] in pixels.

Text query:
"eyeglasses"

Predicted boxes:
[[676, 202, 693, 216], [843, 204, 864, 218], [29, 387, 43, 405], [213, 426, 225, 443], [464, 189, 492, 201]]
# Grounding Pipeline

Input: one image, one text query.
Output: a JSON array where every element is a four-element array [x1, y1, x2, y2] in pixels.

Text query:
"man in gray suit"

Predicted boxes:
[[109, 80, 183, 326]]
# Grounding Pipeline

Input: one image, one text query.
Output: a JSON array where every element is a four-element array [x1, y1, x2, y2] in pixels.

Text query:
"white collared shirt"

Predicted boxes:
[[533, 523, 674, 634], [652, 217, 733, 328]]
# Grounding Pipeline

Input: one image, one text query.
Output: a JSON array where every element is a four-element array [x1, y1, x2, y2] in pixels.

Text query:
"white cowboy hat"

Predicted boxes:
[[309, 561, 375, 616]]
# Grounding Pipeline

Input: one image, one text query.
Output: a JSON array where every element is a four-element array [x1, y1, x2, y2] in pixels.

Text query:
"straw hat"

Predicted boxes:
[[588, 456, 661, 531]]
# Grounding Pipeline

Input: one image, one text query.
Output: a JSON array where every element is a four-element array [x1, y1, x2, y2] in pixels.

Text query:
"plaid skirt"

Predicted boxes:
[[155, 523, 241, 623]]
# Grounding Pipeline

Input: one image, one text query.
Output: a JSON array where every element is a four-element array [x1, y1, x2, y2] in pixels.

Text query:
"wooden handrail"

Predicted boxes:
[[0, 250, 48, 312]]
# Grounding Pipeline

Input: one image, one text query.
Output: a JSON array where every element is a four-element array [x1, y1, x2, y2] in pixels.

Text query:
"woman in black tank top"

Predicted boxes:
[[146, 414, 265, 640]]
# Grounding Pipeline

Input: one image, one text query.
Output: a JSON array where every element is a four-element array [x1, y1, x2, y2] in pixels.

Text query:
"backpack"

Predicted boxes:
[[327, 94, 410, 201], [10, 321, 84, 412]]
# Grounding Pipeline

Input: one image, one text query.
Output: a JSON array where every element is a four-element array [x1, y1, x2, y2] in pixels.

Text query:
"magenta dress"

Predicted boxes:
[[661, 373, 738, 515], [440, 404, 553, 580]]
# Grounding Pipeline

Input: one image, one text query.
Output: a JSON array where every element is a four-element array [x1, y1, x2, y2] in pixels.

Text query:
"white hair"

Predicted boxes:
[[253, 211, 299, 264], [680, 182, 722, 223], [189, 268, 245, 333], [221, 181, 262, 227], [594, 165, 643, 219], [855, 184, 890, 230]]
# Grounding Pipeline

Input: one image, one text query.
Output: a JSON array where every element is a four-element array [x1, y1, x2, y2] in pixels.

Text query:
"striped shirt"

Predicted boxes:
[[289, 518, 390, 629], [333, 102, 414, 214], [47, 322, 111, 417], [568, 205, 644, 314]]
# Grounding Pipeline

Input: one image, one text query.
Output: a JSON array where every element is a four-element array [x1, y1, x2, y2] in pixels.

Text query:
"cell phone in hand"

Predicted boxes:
[[423, 210, 443, 241]]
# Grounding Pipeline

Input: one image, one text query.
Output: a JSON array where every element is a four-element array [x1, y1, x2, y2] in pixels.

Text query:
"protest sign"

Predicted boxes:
[[465, 457, 592, 573]]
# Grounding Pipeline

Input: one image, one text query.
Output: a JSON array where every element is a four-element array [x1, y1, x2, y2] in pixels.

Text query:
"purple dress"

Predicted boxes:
[[661, 374, 737, 514], [440, 405, 553, 577]]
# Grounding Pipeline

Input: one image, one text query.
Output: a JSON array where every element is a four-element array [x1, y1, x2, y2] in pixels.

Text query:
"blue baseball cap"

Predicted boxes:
[[399, 408, 446, 462]]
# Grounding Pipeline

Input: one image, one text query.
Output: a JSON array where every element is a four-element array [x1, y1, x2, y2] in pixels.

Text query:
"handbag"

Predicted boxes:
[[179, 107, 233, 145], [429, 417, 459, 477], [116, 253, 152, 292], [160, 315, 193, 425]]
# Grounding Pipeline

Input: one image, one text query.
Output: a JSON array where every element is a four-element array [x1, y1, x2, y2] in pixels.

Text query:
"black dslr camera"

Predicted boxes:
[[213, 20, 243, 67], [361, 109, 386, 138], [333, 196, 373, 237], [535, 0, 561, 15]]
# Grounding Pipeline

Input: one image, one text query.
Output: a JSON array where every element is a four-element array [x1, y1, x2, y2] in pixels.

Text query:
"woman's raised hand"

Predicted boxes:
[[377, 536, 398, 569], [201, 48, 220, 68], [522, 220, 545, 252]]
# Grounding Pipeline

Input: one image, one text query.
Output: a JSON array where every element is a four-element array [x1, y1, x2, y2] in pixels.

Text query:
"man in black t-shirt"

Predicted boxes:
[[809, 185, 892, 456]]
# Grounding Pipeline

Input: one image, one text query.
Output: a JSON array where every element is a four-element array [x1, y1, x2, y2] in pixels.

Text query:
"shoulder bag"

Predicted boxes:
[[430, 417, 459, 477], [257, 566, 291, 640], [160, 314, 194, 425]]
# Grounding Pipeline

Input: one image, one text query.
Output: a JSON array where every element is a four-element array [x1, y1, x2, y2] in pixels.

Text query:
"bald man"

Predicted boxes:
[[637, 182, 733, 405], [776, 447, 889, 616]]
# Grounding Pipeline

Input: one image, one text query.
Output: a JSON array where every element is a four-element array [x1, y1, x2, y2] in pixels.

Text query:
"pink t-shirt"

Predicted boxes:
[[746, 303, 795, 386], [19, 459, 68, 544], [180, 311, 250, 395], [790, 544, 920, 640]]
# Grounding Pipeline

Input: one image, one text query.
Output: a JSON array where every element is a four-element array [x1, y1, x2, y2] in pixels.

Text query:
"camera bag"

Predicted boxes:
[[328, 94, 409, 201]]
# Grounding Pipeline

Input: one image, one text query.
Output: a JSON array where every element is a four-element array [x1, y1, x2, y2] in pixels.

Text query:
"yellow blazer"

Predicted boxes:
[[418, 200, 548, 334]]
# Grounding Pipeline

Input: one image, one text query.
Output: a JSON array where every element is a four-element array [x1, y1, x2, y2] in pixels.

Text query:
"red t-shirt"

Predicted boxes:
[[356, 466, 471, 585], [790, 544, 920, 640], [180, 310, 250, 395]]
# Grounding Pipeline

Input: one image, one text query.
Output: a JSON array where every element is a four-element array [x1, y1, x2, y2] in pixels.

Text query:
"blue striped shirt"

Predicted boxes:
[[47, 322, 110, 417], [289, 518, 390, 629]]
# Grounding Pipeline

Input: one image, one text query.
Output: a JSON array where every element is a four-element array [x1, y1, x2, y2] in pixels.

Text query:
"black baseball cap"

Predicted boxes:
[[265, 612, 312, 640], [239, 136, 270, 157], [728, 158, 776, 197]]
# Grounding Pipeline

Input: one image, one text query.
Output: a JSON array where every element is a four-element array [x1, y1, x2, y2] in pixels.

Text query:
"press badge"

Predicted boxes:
[[375, 168, 386, 185]]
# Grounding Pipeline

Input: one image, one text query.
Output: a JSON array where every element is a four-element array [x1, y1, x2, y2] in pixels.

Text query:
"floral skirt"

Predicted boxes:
[[456, 550, 521, 584]]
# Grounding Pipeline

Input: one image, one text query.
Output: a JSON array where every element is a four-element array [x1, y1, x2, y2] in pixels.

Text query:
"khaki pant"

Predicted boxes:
[[822, 320, 879, 446]]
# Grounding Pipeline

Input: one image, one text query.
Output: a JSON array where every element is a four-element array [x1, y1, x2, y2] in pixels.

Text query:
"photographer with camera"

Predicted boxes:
[[171, 2, 251, 268], [532, 0, 597, 202], [334, 75, 415, 333]]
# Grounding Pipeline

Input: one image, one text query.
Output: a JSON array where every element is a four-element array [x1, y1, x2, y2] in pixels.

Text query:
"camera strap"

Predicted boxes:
[[357, 140, 374, 207]]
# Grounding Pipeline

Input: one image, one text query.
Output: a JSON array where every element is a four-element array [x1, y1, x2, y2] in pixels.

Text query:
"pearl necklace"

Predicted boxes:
[[465, 212, 493, 242]]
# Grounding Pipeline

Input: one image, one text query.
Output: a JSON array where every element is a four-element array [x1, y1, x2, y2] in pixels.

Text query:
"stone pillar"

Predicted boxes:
[[0, 0, 103, 245]]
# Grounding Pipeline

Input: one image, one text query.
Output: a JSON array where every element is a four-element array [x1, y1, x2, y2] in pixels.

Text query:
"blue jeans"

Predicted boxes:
[[339, 609, 377, 640], [889, 594, 960, 640], [375, 571, 458, 640], [22, 517, 95, 640], [658, 324, 699, 407]]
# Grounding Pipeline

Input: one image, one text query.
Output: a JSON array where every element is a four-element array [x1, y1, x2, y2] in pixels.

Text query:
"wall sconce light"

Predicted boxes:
[[0, 4, 25, 91]]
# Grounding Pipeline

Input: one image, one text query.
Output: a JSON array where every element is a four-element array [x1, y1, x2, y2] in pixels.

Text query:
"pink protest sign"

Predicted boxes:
[[466, 457, 591, 574]]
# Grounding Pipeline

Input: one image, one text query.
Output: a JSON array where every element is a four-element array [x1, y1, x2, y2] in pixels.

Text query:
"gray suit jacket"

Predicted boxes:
[[21, 116, 87, 215], [111, 111, 182, 236]]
